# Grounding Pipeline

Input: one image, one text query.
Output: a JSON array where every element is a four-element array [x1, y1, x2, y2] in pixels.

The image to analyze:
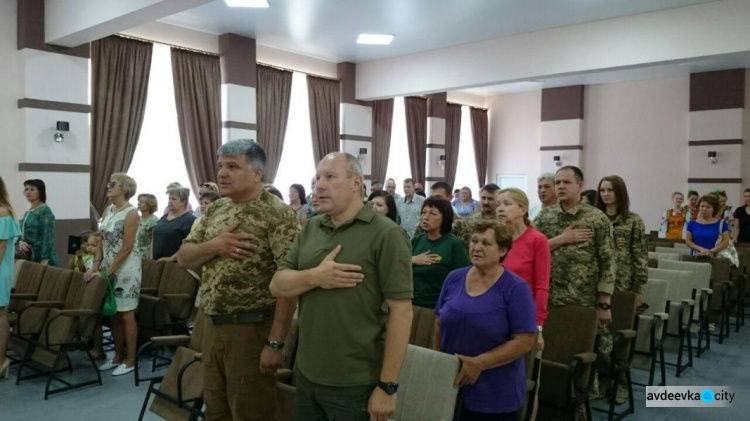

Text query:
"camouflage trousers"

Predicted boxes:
[[591, 326, 615, 399]]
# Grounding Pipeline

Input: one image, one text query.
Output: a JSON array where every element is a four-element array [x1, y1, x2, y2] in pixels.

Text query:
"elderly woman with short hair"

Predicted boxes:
[[434, 219, 537, 421], [136, 193, 158, 258], [152, 187, 195, 262], [85, 172, 142, 376]]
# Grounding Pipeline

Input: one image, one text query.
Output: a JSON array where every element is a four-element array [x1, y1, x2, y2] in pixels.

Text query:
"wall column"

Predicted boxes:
[[425, 93, 447, 189], [17, 0, 91, 260], [688, 69, 745, 200], [219, 33, 257, 143], [540, 86, 584, 174], [338, 62, 373, 190]]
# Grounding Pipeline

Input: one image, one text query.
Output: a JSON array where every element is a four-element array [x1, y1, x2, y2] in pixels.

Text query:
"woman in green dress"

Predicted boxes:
[[17, 179, 58, 266]]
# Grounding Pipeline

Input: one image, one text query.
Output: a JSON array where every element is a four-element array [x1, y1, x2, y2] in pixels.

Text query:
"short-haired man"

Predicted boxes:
[[452, 183, 501, 249], [177, 139, 300, 420], [396, 178, 426, 239], [270, 153, 413, 421], [371, 180, 383, 192], [534, 165, 616, 400], [385, 178, 402, 201], [528, 173, 557, 222]]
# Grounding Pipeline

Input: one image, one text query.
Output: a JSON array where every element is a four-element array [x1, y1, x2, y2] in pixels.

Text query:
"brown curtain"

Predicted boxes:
[[256, 65, 293, 183], [307, 75, 340, 164], [171, 48, 222, 195], [404, 96, 428, 182], [444, 103, 462, 188], [470, 107, 489, 187], [90, 36, 153, 214], [371, 99, 394, 183]]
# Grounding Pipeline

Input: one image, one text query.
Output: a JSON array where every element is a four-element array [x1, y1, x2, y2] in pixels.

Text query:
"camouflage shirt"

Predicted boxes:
[[452, 212, 496, 250], [608, 212, 648, 294], [184, 190, 300, 315], [535, 202, 616, 307]]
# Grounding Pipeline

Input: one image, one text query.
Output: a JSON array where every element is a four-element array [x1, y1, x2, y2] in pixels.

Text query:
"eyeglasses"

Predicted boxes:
[[107, 181, 121, 188]]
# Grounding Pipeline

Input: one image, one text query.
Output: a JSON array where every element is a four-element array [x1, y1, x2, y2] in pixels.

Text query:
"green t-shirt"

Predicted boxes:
[[278, 205, 413, 387], [411, 233, 471, 309]]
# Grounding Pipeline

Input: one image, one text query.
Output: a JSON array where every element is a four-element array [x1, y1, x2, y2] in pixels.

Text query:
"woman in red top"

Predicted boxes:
[[496, 188, 550, 350]]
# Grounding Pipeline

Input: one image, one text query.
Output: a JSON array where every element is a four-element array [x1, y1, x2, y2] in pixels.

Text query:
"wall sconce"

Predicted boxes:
[[708, 151, 717, 165], [438, 155, 446, 170], [54, 121, 69, 143], [553, 155, 562, 167], [357, 148, 367, 167]]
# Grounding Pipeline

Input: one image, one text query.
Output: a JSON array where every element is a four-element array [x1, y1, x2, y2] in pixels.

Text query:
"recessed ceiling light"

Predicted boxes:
[[224, 0, 269, 8], [357, 34, 394, 45]]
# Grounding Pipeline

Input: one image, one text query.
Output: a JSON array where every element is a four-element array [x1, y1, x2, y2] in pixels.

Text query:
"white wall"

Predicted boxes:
[[486, 91, 542, 201], [0, 1, 26, 209], [582, 76, 690, 232]]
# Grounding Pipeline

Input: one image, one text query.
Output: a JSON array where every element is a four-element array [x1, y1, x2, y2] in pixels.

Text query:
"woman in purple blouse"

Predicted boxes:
[[434, 219, 537, 420]]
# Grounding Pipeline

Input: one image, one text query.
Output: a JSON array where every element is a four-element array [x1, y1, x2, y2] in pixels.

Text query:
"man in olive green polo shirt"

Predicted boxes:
[[271, 153, 414, 421], [178, 139, 299, 420]]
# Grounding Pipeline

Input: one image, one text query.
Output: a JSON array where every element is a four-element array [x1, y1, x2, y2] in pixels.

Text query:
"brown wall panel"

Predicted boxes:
[[541, 86, 584, 121], [690, 69, 745, 112]]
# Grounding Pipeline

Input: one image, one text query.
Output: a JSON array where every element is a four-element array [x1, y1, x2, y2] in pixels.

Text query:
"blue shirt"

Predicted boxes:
[[435, 267, 537, 413], [687, 219, 728, 255]]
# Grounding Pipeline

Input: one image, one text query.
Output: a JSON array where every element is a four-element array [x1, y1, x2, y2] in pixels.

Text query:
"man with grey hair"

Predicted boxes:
[[396, 178, 425, 239], [271, 152, 413, 421], [385, 178, 402, 201], [177, 139, 300, 420], [529, 173, 558, 222]]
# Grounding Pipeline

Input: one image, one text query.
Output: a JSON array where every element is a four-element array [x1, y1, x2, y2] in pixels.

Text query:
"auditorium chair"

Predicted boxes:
[[138, 309, 206, 421], [409, 305, 437, 349], [648, 252, 680, 262], [7, 261, 48, 328], [632, 279, 669, 387], [536, 306, 599, 421], [647, 268, 696, 377], [674, 256, 731, 345], [592, 291, 638, 420], [140, 258, 166, 297], [13, 271, 109, 399], [654, 246, 691, 256]]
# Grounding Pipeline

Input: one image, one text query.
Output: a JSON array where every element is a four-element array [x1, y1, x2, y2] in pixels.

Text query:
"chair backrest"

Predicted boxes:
[[8, 261, 47, 313], [394, 345, 460, 421], [158, 262, 199, 320], [542, 306, 598, 365], [141, 258, 165, 294], [633, 279, 669, 367], [649, 252, 680, 261], [641, 278, 669, 318], [647, 268, 694, 303], [409, 305, 436, 349], [674, 243, 689, 249], [655, 246, 690, 255], [62, 271, 86, 309], [680, 255, 732, 285], [657, 259, 712, 290], [37, 266, 74, 302], [611, 291, 638, 361]]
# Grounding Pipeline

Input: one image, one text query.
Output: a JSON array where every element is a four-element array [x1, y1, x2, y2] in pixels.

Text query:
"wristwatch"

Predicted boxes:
[[597, 302, 612, 311], [265, 340, 285, 351], [377, 381, 399, 395]]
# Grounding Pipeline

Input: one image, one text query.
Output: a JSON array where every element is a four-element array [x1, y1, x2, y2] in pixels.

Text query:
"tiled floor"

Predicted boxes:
[[1, 321, 748, 420]]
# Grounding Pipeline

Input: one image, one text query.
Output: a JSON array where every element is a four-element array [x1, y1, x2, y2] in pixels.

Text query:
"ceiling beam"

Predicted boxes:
[[45, 0, 212, 47], [355, 0, 750, 100]]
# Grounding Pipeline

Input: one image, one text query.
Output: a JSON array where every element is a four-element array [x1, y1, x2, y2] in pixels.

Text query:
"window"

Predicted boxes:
[[272, 71, 316, 202], [385, 97, 412, 195], [452, 105, 480, 195], [128, 44, 196, 209]]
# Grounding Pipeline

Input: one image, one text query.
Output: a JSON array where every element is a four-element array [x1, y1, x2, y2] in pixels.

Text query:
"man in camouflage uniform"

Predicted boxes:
[[452, 183, 501, 249], [178, 139, 299, 420]]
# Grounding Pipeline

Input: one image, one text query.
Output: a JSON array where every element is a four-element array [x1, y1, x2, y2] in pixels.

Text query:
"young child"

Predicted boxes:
[[67, 231, 93, 272], [84, 233, 102, 271]]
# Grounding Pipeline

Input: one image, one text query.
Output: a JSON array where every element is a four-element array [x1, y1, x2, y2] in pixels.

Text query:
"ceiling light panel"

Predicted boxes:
[[357, 34, 394, 45], [224, 0, 269, 8]]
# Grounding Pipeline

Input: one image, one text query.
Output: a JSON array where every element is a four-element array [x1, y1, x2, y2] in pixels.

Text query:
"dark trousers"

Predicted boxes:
[[202, 318, 276, 421], [460, 405, 520, 421], [294, 368, 375, 421]]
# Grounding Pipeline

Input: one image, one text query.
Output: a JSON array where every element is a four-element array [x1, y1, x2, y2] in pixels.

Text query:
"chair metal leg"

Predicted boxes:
[[659, 347, 667, 386], [138, 381, 155, 421]]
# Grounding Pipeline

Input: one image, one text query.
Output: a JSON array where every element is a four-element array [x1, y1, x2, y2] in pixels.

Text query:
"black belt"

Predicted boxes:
[[208, 309, 271, 325]]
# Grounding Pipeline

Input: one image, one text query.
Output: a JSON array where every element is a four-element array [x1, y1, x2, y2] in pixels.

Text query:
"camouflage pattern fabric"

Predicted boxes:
[[609, 212, 648, 294], [535, 202, 616, 307], [184, 190, 300, 315], [451, 213, 496, 250]]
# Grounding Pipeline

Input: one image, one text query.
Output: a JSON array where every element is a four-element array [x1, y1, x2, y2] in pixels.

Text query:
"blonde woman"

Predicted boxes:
[[85, 173, 142, 376]]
